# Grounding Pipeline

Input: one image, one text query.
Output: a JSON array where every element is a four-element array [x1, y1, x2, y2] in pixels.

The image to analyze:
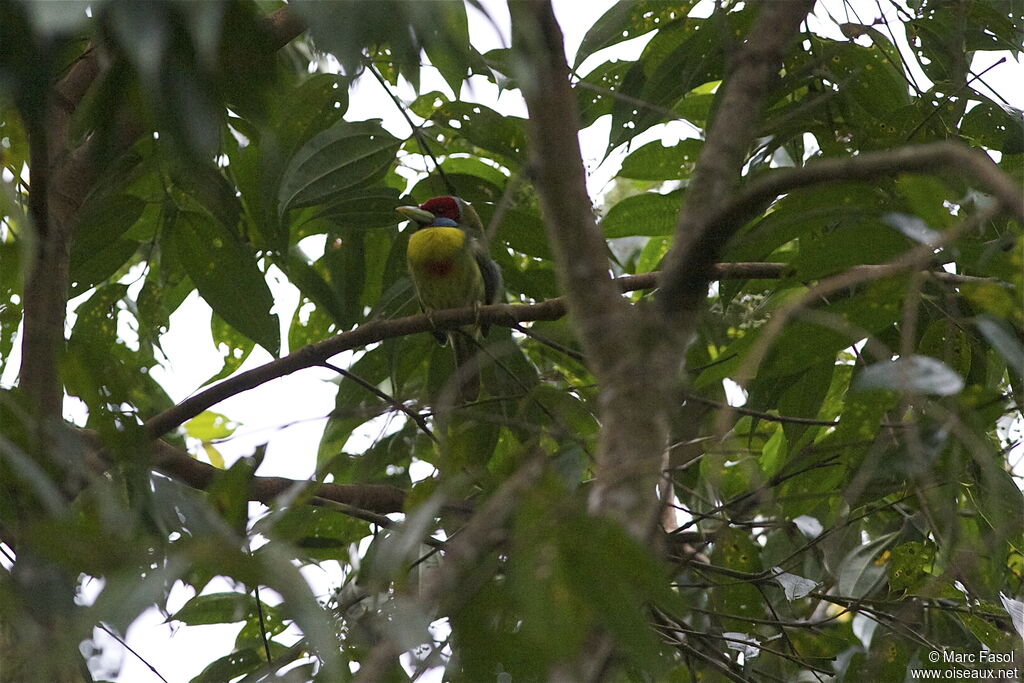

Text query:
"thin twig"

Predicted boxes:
[[252, 583, 273, 665], [731, 205, 1001, 397], [97, 622, 170, 683], [367, 62, 456, 196], [311, 497, 447, 550], [322, 361, 436, 442]]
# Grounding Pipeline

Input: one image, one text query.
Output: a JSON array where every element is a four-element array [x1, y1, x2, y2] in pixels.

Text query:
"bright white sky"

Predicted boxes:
[[1, 1, 1020, 681]]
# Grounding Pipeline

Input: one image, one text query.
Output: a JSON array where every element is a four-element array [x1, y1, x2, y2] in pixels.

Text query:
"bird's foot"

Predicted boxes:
[[424, 310, 446, 345]]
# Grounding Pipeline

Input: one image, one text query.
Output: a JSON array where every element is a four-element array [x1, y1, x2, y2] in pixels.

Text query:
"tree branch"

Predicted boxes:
[[508, 1, 635, 381], [138, 267, 736, 439], [656, 0, 816, 329], [143, 261, 996, 444], [261, 6, 307, 53], [19, 5, 309, 415], [144, 438, 407, 514], [716, 140, 1024, 233], [511, 0, 679, 552]]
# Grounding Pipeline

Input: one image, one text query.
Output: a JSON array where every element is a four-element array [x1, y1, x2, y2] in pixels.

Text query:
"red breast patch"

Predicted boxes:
[[425, 260, 454, 277]]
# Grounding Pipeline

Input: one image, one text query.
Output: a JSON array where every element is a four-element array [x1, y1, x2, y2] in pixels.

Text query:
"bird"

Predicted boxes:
[[396, 196, 502, 401]]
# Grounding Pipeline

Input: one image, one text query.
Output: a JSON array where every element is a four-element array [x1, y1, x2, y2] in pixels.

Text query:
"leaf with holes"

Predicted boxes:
[[573, 1, 695, 68], [620, 139, 703, 180]]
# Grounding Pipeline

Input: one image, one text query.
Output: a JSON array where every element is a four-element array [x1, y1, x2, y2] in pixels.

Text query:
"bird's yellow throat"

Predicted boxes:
[[407, 227, 467, 269]]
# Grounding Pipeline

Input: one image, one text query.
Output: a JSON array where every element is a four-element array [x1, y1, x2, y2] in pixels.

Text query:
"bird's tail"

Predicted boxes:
[[449, 330, 481, 403]]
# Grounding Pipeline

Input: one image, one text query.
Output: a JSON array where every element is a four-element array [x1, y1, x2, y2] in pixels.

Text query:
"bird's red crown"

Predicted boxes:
[[419, 196, 461, 222]]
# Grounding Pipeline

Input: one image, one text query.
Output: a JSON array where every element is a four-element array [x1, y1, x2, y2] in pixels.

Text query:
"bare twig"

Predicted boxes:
[[321, 361, 436, 443], [96, 622, 170, 683], [366, 63, 456, 196]]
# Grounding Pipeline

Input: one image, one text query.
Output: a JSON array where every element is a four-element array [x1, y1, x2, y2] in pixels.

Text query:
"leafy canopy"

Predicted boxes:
[[0, 1, 1022, 682]]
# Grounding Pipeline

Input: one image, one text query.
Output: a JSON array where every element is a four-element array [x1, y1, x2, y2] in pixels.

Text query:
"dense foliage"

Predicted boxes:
[[1, 1, 1022, 681]]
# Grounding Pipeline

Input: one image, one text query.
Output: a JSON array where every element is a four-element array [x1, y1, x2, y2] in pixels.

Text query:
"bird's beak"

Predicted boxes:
[[395, 206, 435, 224]]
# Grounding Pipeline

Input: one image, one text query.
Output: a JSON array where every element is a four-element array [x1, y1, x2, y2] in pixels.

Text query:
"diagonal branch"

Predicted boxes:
[[86, 432, 407, 515], [729, 204, 1001, 398]]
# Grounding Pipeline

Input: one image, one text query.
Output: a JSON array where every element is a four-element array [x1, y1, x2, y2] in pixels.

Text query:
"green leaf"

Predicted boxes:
[[790, 217, 911, 280], [608, 14, 732, 151], [708, 529, 764, 630], [961, 281, 1021, 321], [724, 181, 888, 265], [776, 360, 835, 444], [573, 1, 695, 68], [696, 280, 904, 389], [420, 1, 474, 94], [0, 243, 22, 375], [837, 532, 896, 598], [409, 162, 504, 210], [887, 541, 933, 592], [172, 592, 254, 626], [183, 411, 238, 441], [602, 190, 682, 237], [575, 60, 632, 129], [283, 247, 347, 327], [172, 211, 280, 355], [853, 355, 965, 396], [620, 139, 703, 180], [427, 101, 528, 165], [260, 505, 370, 563], [321, 226, 369, 329], [819, 38, 911, 122], [190, 648, 263, 683], [252, 542, 344, 676], [894, 174, 956, 229], [316, 347, 402, 466], [486, 206, 550, 260], [69, 194, 146, 293], [974, 315, 1024, 377], [860, 631, 912, 682], [203, 313, 255, 386], [288, 297, 335, 351], [169, 161, 243, 234], [918, 319, 972, 378], [272, 73, 351, 153], [312, 186, 402, 230], [961, 101, 1024, 155], [278, 119, 401, 212], [558, 514, 677, 672]]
